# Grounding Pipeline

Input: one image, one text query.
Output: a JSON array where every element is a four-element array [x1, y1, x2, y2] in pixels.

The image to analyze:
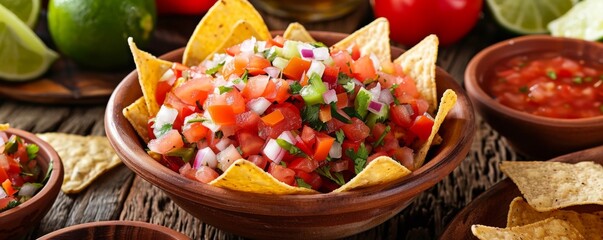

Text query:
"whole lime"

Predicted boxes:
[[48, 0, 156, 70]]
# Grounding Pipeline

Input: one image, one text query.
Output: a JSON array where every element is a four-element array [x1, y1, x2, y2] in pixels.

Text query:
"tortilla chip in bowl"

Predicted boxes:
[[105, 30, 474, 239]]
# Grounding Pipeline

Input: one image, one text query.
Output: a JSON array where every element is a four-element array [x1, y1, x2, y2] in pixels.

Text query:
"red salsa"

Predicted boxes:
[[489, 53, 603, 119]]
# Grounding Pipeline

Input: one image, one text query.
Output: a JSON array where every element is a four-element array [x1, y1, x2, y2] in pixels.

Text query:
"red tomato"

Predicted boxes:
[[300, 125, 316, 147], [340, 118, 370, 142], [351, 56, 377, 82], [195, 166, 220, 183], [295, 171, 322, 190], [268, 163, 296, 186], [155, 0, 216, 15], [235, 111, 261, 133], [373, 0, 483, 46], [155, 80, 172, 105], [242, 75, 270, 99], [288, 157, 319, 173], [313, 133, 335, 162], [390, 104, 414, 128], [172, 77, 213, 106], [247, 155, 269, 170], [258, 103, 302, 139], [247, 55, 271, 75], [282, 57, 311, 80], [182, 122, 209, 143], [409, 114, 434, 141], [331, 50, 353, 76], [236, 131, 264, 157]]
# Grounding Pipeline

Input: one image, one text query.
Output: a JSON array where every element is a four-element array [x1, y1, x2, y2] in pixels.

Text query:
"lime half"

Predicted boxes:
[[486, 0, 577, 34], [549, 0, 603, 41], [0, 0, 40, 28], [0, 4, 58, 81]]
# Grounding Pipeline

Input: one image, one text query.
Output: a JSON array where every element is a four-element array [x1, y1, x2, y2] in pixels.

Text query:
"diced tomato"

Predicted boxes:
[[247, 155, 269, 170], [148, 130, 184, 154], [195, 166, 220, 183], [242, 75, 270, 99], [258, 103, 302, 139], [390, 104, 414, 128], [207, 105, 236, 125], [340, 118, 370, 142], [182, 122, 209, 143], [325, 118, 346, 133], [155, 80, 172, 105], [179, 164, 196, 180], [342, 140, 361, 152], [282, 57, 311, 80], [172, 77, 213, 106], [367, 151, 387, 163], [0, 197, 15, 210], [235, 111, 261, 133], [261, 109, 285, 126], [147, 120, 156, 140], [223, 89, 246, 114], [262, 79, 277, 100], [351, 56, 376, 83], [319, 105, 332, 122], [266, 35, 285, 48], [410, 114, 434, 141], [272, 79, 291, 104], [393, 76, 420, 104], [163, 93, 195, 131], [225, 44, 241, 56], [8, 172, 23, 188], [247, 55, 271, 75], [300, 125, 316, 147], [329, 159, 349, 172], [336, 93, 348, 109], [1, 179, 16, 196], [294, 140, 313, 156], [268, 163, 296, 186], [331, 50, 353, 76], [313, 133, 335, 162], [390, 146, 415, 170], [322, 65, 339, 88], [0, 167, 8, 183], [288, 157, 319, 173], [411, 99, 430, 117], [295, 170, 322, 190], [350, 44, 361, 61], [237, 131, 264, 157]]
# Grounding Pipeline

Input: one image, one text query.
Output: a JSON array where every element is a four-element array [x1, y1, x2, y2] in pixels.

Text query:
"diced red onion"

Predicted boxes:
[[313, 47, 329, 61], [301, 48, 314, 58], [18, 182, 41, 197], [154, 105, 178, 132], [247, 97, 271, 115], [322, 89, 337, 104], [263, 139, 284, 164], [216, 144, 243, 171], [369, 83, 381, 100], [220, 125, 236, 138], [0, 186, 6, 198], [331, 160, 349, 172], [329, 141, 342, 158], [277, 131, 296, 144], [194, 147, 217, 169], [402, 104, 415, 116], [334, 107, 351, 121], [306, 60, 326, 78], [295, 135, 303, 144], [214, 138, 232, 151], [368, 100, 384, 114], [370, 53, 381, 70], [264, 66, 281, 79], [378, 89, 395, 105]]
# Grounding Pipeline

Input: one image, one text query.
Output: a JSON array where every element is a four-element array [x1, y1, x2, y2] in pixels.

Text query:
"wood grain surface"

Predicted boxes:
[[0, 5, 529, 240]]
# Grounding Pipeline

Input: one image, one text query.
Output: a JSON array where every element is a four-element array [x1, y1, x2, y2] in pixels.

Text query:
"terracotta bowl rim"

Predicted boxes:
[[465, 34, 603, 127], [0, 128, 63, 218], [38, 220, 191, 239], [105, 31, 475, 216]]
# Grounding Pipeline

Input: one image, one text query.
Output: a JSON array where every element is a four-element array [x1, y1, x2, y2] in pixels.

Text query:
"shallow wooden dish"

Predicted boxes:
[[105, 31, 475, 239], [38, 221, 190, 240], [440, 144, 603, 239], [0, 128, 63, 239], [465, 35, 603, 159]]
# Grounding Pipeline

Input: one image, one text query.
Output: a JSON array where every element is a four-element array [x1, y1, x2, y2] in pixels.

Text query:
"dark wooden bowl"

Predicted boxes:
[[465, 35, 603, 159], [0, 128, 63, 239], [105, 31, 475, 239], [38, 220, 191, 240], [440, 145, 603, 239]]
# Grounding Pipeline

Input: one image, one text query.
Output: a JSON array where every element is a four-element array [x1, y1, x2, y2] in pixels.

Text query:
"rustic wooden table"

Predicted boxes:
[[0, 5, 529, 240]]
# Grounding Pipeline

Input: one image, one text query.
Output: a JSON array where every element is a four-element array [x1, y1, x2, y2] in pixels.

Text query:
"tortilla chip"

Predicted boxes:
[[209, 159, 317, 194], [500, 161, 603, 211], [123, 97, 151, 143], [205, 20, 263, 60], [0, 123, 8, 131], [332, 18, 391, 65], [507, 197, 603, 239], [333, 156, 411, 193], [394, 35, 439, 113], [472, 218, 584, 240], [128, 38, 173, 117], [37, 133, 122, 194], [283, 22, 316, 42], [413, 89, 456, 169], [183, 0, 270, 67]]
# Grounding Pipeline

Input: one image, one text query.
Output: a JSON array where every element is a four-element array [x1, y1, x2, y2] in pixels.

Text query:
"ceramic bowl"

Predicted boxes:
[[465, 35, 603, 159], [38, 221, 190, 240], [0, 128, 63, 239], [105, 31, 475, 239]]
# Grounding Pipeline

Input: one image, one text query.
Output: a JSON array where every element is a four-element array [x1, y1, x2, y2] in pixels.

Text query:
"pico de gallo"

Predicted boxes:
[[0, 131, 45, 212], [490, 53, 603, 119], [147, 36, 435, 192]]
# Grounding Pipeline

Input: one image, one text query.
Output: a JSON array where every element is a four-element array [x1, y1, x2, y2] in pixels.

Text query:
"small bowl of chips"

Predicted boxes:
[[105, 0, 475, 238], [0, 125, 63, 239], [465, 35, 603, 159]]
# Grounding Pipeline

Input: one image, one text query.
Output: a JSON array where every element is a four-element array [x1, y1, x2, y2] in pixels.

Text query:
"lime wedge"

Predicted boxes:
[[0, 4, 58, 81], [0, 0, 40, 28], [486, 0, 577, 34], [548, 0, 603, 41]]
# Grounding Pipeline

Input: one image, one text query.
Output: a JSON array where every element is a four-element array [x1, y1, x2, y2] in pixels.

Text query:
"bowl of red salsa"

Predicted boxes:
[[465, 35, 603, 159]]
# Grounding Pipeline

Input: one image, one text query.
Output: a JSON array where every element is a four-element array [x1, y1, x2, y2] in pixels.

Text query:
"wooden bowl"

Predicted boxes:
[[38, 220, 190, 240], [105, 31, 475, 239], [465, 35, 603, 159], [0, 128, 63, 239]]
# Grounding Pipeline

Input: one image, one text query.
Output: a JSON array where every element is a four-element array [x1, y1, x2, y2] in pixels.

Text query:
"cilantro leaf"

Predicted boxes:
[[218, 86, 233, 94], [3, 136, 19, 154], [26, 144, 39, 160], [295, 177, 312, 189], [335, 129, 345, 143], [214, 130, 224, 139], [166, 147, 195, 163], [346, 143, 369, 174], [276, 139, 305, 156], [373, 126, 391, 148], [205, 61, 225, 75], [301, 105, 327, 131], [289, 82, 303, 94], [156, 123, 173, 137], [186, 118, 207, 124], [330, 102, 352, 124], [310, 42, 327, 48], [315, 166, 345, 186], [337, 72, 352, 84]]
